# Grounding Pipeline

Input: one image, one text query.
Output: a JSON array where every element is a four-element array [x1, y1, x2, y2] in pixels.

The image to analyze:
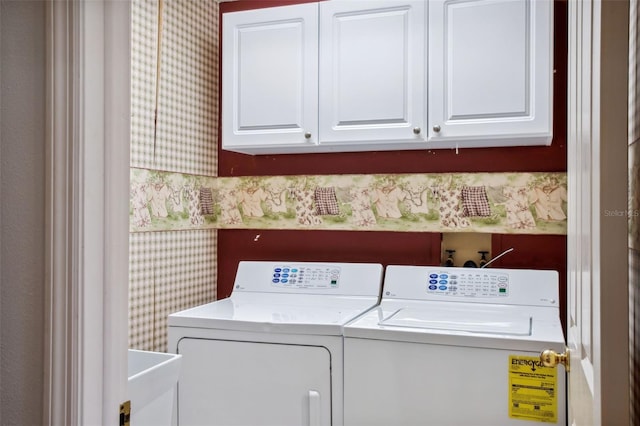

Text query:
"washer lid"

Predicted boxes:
[[344, 299, 565, 351], [380, 306, 532, 336]]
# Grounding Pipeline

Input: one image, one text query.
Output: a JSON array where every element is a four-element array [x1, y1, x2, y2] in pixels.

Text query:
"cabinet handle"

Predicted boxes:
[[433, 125, 441, 133], [304, 132, 312, 139], [413, 127, 421, 135]]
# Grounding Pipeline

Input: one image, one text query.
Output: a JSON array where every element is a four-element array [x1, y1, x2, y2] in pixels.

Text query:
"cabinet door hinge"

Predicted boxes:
[[119, 400, 131, 426]]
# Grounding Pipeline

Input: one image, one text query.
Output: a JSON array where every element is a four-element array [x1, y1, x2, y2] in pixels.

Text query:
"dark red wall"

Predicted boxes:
[[217, 229, 442, 296], [217, 0, 568, 326], [491, 234, 568, 331]]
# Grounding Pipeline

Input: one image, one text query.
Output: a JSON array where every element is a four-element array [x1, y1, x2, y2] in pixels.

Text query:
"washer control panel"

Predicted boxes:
[[426, 269, 509, 297], [271, 265, 341, 289]]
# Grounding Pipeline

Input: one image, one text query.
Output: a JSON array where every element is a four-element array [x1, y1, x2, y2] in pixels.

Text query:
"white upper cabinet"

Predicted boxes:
[[427, 0, 553, 148], [318, 0, 426, 150], [221, 0, 554, 155], [222, 3, 319, 154]]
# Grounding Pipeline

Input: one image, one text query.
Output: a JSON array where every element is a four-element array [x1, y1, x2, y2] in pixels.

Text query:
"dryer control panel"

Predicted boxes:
[[232, 261, 383, 296], [426, 269, 509, 297], [271, 265, 341, 289]]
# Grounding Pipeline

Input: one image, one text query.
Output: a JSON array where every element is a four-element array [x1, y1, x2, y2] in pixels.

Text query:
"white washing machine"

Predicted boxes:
[[168, 261, 383, 426], [343, 265, 567, 426]]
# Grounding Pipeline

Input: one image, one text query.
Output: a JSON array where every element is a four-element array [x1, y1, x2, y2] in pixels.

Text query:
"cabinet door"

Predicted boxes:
[[428, 0, 553, 148], [222, 3, 318, 154], [319, 0, 426, 150]]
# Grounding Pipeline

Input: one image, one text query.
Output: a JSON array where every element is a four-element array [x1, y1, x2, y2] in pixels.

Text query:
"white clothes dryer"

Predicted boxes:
[[343, 265, 566, 426], [168, 261, 383, 426]]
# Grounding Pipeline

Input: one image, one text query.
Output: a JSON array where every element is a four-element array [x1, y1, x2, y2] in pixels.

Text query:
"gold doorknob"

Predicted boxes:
[[540, 348, 570, 372]]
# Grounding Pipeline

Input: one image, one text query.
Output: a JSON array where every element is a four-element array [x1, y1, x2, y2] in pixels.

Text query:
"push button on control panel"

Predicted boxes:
[[271, 265, 341, 289], [424, 269, 510, 298]]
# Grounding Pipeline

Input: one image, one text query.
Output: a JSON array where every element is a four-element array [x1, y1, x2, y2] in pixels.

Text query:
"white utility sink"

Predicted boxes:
[[128, 349, 182, 426]]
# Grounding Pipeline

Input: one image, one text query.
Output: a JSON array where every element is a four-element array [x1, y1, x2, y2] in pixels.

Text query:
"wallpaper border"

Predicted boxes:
[[130, 169, 568, 235]]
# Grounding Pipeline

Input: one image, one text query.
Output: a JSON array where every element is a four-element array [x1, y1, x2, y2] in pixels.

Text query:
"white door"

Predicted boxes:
[[318, 0, 425, 149], [565, 0, 630, 424], [177, 339, 331, 426], [221, 3, 319, 153], [427, 0, 553, 148]]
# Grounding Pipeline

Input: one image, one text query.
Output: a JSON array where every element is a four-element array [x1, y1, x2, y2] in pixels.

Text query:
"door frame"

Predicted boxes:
[[44, 0, 130, 424], [590, 0, 631, 421], [43, 0, 633, 424]]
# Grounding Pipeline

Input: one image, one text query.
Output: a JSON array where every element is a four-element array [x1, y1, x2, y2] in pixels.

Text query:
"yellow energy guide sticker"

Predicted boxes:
[[509, 355, 557, 423]]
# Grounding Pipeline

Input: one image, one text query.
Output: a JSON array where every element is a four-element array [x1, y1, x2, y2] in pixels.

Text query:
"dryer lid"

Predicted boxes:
[[380, 306, 532, 336], [168, 292, 380, 336]]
